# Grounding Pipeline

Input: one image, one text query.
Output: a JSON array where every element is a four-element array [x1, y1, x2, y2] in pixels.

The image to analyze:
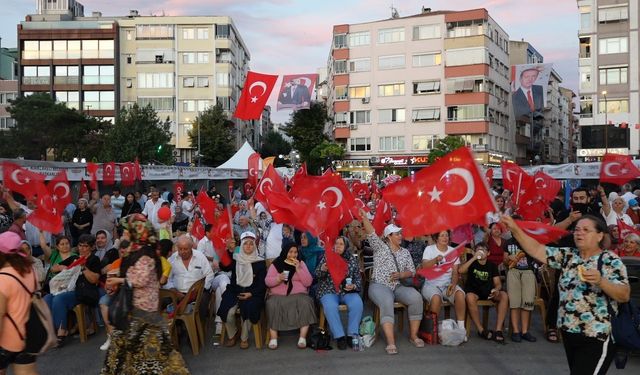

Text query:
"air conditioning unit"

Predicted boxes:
[[361, 97, 370, 104], [155, 55, 164, 63], [350, 124, 358, 130]]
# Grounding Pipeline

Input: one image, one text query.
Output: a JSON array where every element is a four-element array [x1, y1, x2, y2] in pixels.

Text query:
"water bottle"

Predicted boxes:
[[352, 336, 361, 352]]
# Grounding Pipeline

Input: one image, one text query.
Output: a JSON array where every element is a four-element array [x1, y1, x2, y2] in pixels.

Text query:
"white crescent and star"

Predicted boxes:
[[11, 170, 29, 185], [259, 178, 273, 195], [249, 168, 258, 177], [603, 162, 621, 177], [524, 228, 548, 236], [320, 187, 344, 209], [249, 81, 267, 103], [53, 182, 70, 199], [441, 168, 475, 206], [534, 177, 547, 189]]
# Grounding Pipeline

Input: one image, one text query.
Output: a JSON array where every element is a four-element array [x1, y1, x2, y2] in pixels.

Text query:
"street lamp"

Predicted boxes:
[[602, 90, 608, 154]]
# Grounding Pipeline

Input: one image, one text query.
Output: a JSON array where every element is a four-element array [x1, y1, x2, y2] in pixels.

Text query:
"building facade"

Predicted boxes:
[[577, 0, 637, 160], [326, 8, 512, 179]]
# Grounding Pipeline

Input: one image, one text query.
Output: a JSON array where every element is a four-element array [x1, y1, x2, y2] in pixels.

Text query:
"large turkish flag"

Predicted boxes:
[[234, 71, 278, 120]]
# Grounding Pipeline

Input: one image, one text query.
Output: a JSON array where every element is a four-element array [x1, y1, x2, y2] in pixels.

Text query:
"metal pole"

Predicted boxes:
[[603, 91, 608, 155], [197, 123, 201, 167]]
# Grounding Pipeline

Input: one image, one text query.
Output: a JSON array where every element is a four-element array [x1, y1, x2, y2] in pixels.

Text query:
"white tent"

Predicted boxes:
[[216, 141, 263, 170]]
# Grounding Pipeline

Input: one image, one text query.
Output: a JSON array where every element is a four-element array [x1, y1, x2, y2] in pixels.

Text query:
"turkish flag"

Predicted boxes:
[[265, 190, 304, 226], [516, 194, 548, 221], [485, 168, 494, 187], [351, 181, 370, 199], [501, 162, 534, 207], [234, 71, 278, 120], [354, 198, 370, 213], [371, 199, 391, 236], [370, 177, 381, 198], [254, 164, 285, 204], [617, 219, 640, 240], [533, 171, 562, 203], [48, 171, 72, 214], [191, 215, 205, 241], [383, 147, 496, 237], [212, 207, 233, 267], [134, 158, 143, 181], [417, 243, 466, 280], [196, 190, 216, 224], [1, 162, 46, 200], [515, 220, 568, 244], [247, 152, 261, 193], [78, 178, 89, 199], [86, 162, 99, 190], [28, 193, 63, 234], [320, 233, 348, 292], [288, 163, 308, 190], [599, 153, 640, 186], [451, 223, 474, 245], [120, 162, 136, 187], [103, 162, 116, 186]]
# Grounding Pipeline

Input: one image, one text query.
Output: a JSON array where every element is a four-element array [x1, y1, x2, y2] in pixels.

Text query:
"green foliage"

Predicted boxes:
[[310, 140, 345, 171], [187, 104, 235, 167], [428, 135, 466, 163], [101, 103, 174, 164], [5, 93, 106, 161], [282, 102, 330, 174], [259, 130, 292, 167]]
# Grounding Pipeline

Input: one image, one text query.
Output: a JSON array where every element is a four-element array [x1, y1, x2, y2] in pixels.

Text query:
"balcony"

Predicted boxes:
[[22, 76, 50, 85], [54, 76, 80, 85], [471, 144, 487, 152], [516, 133, 530, 145]]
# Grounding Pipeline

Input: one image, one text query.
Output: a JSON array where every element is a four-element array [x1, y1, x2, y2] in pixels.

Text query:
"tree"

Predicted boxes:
[[101, 103, 174, 164], [428, 135, 466, 163], [187, 104, 235, 167], [259, 130, 291, 167], [282, 102, 330, 174], [310, 140, 345, 171], [5, 93, 106, 161]]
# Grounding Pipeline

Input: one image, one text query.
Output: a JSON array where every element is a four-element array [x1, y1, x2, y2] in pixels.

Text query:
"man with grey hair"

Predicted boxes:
[[621, 183, 636, 204], [142, 188, 165, 231]]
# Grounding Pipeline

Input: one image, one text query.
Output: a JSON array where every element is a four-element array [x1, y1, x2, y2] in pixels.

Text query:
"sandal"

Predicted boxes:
[[239, 340, 249, 349], [385, 344, 398, 355], [409, 337, 425, 348], [546, 329, 558, 343], [268, 339, 278, 350], [297, 337, 307, 349], [494, 331, 505, 344], [479, 330, 494, 340]]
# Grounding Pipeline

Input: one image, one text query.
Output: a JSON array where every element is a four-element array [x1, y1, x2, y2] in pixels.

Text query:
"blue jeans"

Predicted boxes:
[[320, 293, 363, 339], [44, 291, 79, 331]]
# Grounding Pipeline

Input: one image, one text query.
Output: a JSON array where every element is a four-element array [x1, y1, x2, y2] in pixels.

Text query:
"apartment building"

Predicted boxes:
[[0, 46, 18, 131], [577, 0, 637, 160], [327, 7, 512, 179], [17, 0, 255, 163]]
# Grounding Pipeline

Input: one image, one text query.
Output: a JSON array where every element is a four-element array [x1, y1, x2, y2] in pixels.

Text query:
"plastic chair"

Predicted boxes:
[[219, 308, 265, 349], [173, 278, 206, 355], [72, 304, 98, 343], [318, 303, 348, 330], [373, 302, 407, 332]]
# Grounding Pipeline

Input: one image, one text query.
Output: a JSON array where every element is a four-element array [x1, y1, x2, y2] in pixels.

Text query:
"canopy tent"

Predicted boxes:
[[216, 141, 263, 170]]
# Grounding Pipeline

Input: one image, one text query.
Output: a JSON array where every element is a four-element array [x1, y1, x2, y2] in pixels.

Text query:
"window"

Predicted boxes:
[[379, 136, 404, 151], [137, 97, 175, 111], [580, 95, 593, 118], [183, 100, 196, 112], [445, 48, 488, 66], [55, 91, 80, 109], [378, 108, 405, 123], [446, 77, 487, 93], [197, 100, 210, 112], [216, 24, 230, 39], [580, 37, 592, 58], [412, 135, 438, 151], [599, 6, 628, 23], [183, 28, 195, 40], [0, 118, 15, 129], [216, 73, 229, 87], [126, 79, 133, 88], [349, 137, 371, 152], [83, 65, 114, 84], [138, 73, 173, 88], [447, 20, 485, 38], [335, 86, 348, 100], [598, 99, 629, 114], [0, 93, 16, 104], [350, 110, 370, 124], [333, 34, 347, 48], [349, 58, 370, 72], [83, 91, 114, 110], [412, 107, 440, 122], [413, 24, 441, 40], [599, 66, 627, 85], [334, 60, 347, 74], [22, 66, 50, 84], [136, 25, 174, 39], [348, 31, 370, 47], [182, 52, 209, 64], [378, 83, 404, 97], [54, 66, 79, 84], [447, 104, 486, 121], [348, 86, 370, 99], [412, 52, 442, 67], [197, 77, 209, 87], [580, 66, 592, 90], [378, 55, 405, 70], [183, 77, 195, 87], [599, 37, 628, 54], [334, 112, 348, 125], [580, 6, 592, 29], [197, 28, 209, 39], [197, 52, 209, 64], [413, 81, 440, 95], [378, 27, 404, 43], [217, 96, 231, 110], [126, 30, 134, 40]]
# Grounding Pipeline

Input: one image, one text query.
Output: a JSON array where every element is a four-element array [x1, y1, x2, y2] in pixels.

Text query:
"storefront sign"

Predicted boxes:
[[369, 155, 430, 166]]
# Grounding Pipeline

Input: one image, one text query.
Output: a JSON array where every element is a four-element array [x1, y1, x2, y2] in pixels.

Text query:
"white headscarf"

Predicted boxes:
[[235, 237, 262, 287]]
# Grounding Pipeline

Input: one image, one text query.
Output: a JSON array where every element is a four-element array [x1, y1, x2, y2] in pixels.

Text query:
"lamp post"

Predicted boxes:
[[197, 121, 201, 167], [602, 90, 608, 154]]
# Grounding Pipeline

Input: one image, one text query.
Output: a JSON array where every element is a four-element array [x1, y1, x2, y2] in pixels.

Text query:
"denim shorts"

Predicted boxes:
[[0, 347, 36, 369]]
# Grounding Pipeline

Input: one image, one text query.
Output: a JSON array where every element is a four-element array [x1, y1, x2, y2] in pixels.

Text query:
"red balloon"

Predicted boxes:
[[157, 206, 172, 221]]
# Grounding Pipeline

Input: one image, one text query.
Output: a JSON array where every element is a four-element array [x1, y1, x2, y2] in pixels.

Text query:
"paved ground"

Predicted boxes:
[[33, 308, 639, 375]]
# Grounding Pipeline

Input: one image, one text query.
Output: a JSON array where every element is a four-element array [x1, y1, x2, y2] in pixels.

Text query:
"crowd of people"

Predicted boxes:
[[0, 177, 636, 374]]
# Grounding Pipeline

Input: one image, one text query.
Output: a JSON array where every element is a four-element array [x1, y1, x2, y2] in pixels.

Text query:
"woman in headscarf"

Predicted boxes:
[[265, 242, 317, 349], [101, 214, 189, 375], [300, 232, 324, 281], [217, 232, 267, 349], [315, 236, 363, 350]]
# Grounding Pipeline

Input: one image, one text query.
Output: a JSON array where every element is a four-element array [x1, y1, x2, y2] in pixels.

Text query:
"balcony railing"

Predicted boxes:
[[54, 76, 80, 85], [22, 76, 50, 85]]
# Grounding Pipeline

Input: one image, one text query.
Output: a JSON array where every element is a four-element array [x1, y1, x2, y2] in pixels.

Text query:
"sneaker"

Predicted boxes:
[[100, 335, 111, 351]]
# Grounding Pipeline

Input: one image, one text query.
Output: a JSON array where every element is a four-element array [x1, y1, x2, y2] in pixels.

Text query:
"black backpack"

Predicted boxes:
[[308, 326, 332, 350]]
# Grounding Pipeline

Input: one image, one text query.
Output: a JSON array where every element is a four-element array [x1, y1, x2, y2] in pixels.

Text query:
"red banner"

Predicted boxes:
[[174, 182, 184, 207]]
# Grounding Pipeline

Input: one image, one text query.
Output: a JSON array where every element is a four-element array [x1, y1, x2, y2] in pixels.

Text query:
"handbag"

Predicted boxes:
[[389, 246, 424, 290], [359, 315, 376, 348], [308, 326, 332, 350], [75, 273, 99, 307], [108, 280, 133, 331], [418, 311, 438, 345]]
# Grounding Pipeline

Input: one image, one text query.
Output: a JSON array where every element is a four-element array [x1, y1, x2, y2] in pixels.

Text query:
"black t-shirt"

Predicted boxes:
[[77, 254, 101, 286], [465, 261, 499, 295], [505, 238, 537, 271]]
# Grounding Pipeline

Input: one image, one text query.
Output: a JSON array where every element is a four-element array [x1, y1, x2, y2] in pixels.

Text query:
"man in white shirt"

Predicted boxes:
[[621, 183, 636, 204], [111, 187, 125, 218], [181, 192, 195, 220], [142, 188, 165, 231]]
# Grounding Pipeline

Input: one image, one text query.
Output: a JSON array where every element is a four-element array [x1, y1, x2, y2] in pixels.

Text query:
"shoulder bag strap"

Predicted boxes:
[[596, 252, 615, 316], [0, 271, 30, 341]]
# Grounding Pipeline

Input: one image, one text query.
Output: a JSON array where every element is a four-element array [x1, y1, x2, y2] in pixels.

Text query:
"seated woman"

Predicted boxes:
[[265, 242, 317, 349], [421, 230, 466, 336], [300, 232, 324, 281], [360, 209, 424, 355], [217, 232, 266, 349], [315, 236, 364, 350], [43, 233, 100, 347], [40, 232, 77, 293], [458, 242, 509, 343], [619, 233, 640, 257]]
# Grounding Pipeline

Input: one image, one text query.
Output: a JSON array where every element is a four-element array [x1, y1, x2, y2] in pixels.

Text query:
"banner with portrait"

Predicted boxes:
[[510, 63, 553, 120], [276, 73, 317, 111]]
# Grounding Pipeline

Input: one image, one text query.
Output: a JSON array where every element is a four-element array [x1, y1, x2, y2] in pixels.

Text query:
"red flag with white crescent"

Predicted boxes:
[[191, 215, 205, 241], [515, 220, 569, 244], [254, 164, 285, 204], [103, 162, 116, 186], [87, 162, 99, 190], [533, 171, 561, 203], [371, 199, 391, 236], [28, 193, 63, 234], [417, 243, 467, 280], [247, 152, 261, 193], [599, 153, 640, 186], [120, 162, 136, 187], [234, 71, 278, 120], [320, 232, 348, 292], [78, 178, 89, 200], [617, 219, 640, 240], [196, 190, 216, 224], [1, 162, 46, 201], [48, 170, 72, 214]]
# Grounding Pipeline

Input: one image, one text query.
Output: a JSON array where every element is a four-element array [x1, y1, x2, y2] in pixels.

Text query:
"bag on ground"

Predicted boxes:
[[438, 319, 466, 346], [359, 315, 376, 348], [418, 311, 438, 345], [308, 326, 332, 350]]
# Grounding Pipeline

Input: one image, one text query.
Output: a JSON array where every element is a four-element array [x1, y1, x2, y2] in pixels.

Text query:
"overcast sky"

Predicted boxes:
[[0, 0, 578, 124]]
